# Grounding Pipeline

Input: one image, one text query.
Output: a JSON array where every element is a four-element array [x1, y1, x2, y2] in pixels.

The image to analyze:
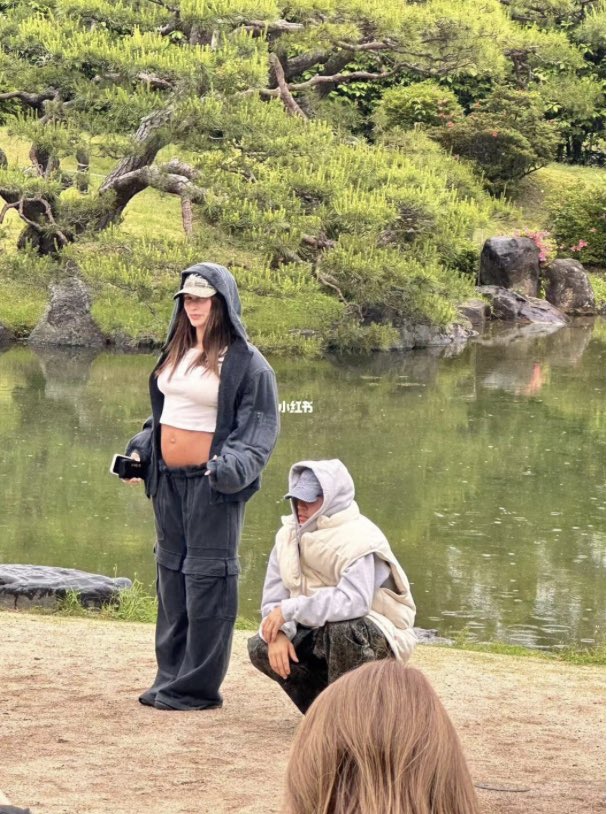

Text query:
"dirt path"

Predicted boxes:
[[0, 612, 604, 814]]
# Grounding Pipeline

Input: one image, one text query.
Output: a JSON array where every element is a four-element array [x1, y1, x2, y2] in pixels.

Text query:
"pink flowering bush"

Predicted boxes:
[[570, 239, 588, 253], [514, 229, 557, 264]]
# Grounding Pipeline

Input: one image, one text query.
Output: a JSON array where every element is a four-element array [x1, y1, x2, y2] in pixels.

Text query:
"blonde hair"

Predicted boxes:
[[285, 661, 480, 814]]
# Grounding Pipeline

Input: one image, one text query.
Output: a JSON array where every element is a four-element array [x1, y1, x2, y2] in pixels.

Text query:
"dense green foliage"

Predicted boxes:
[[374, 82, 463, 131], [545, 176, 606, 266], [0, 0, 603, 351]]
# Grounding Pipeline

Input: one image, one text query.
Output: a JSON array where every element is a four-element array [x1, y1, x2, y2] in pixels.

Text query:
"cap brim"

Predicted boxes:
[[173, 288, 216, 299], [284, 491, 321, 502]]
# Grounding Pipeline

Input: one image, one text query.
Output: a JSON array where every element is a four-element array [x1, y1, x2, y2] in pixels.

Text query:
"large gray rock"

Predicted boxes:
[[0, 565, 132, 609], [28, 276, 105, 348], [478, 285, 568, 324], [542, 258, 597, 315], [480, 237, 540, 296]]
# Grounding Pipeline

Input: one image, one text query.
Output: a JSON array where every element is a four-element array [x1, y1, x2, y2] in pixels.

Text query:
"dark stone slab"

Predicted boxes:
[[477, 285, 568, 324], [0, 565, 132, 609], [480, 236, 540, 296]]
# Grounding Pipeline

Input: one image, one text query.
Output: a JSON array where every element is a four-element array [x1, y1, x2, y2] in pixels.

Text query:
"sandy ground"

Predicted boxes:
[[0, 612, 604, 814]]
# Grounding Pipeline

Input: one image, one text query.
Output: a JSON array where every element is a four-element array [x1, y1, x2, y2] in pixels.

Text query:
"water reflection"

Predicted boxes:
[[0, 319, 604, 650]]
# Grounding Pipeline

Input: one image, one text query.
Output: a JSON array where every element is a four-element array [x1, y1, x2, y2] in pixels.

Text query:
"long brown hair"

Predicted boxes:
[[156, 294, 233, 379], [285, 661, 480, 814]]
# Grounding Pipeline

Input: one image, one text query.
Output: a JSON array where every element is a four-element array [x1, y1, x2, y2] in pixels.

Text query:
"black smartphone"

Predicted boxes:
[[110, 454, 147, 479]]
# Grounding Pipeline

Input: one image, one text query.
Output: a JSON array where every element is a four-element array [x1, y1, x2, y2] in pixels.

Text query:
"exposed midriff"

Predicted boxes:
[[160, 425, 213, 468]]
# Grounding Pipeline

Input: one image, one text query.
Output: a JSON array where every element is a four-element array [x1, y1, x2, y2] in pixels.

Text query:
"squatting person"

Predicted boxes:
[[248, 459, 416, 713], [125, 263, 279, 711]]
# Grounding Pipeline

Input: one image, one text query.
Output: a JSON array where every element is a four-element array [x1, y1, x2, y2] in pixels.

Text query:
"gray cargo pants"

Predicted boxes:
[[248, 618, 392, 714], [140, 462, 244, 710]]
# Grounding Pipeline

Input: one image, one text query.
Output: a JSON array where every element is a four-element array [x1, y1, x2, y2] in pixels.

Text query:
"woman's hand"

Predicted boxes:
[[268, 632, 298, 680], [262, 605, 286, 643], [124, 451, 143, 485]]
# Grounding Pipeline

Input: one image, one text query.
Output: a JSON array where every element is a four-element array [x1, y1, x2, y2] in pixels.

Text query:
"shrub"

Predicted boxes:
[[318, 236, 473, 327], [514, 229, 557, 264], [327, 317, 400, 354], [374, 81, 463, 132], [436, 88, 559, 192], [545, 179, 606, 266]]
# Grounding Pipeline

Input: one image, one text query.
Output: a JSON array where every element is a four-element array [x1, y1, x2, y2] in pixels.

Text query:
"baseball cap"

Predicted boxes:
[[174, 273, 217, 299], [285, 469, 323, 503]]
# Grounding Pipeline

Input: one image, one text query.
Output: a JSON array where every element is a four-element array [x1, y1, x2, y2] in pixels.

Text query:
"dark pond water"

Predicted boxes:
[[0, 319, 604, 650]]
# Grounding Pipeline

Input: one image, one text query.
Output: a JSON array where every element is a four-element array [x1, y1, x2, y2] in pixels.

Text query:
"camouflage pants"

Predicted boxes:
[[247, 618, 392, 714]]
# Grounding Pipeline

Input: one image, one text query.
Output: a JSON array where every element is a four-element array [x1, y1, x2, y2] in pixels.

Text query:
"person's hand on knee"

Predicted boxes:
[[262, 605, 286, 643], [268, 632, 298, 679]]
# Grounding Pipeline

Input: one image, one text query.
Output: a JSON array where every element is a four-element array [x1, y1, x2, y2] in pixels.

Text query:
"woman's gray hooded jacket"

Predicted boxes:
[[126, 262, 279, 502]]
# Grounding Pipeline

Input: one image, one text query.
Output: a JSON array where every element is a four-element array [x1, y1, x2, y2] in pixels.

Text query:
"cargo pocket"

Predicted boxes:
[[155, 544, 183, 571], [184, 557, 239, 621]]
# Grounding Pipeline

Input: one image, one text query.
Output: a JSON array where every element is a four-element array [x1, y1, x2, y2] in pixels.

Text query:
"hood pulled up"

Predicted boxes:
[[286, 459, 355, 535], [163, 262, 248, 348]]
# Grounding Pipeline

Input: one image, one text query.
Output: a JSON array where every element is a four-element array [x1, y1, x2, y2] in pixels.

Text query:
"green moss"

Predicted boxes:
[[0, 121, 603, 353]]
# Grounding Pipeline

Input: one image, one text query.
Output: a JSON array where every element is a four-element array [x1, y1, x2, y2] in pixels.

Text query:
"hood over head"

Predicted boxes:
[[286, 459, 355, 534], [163, 262, 248, 348]]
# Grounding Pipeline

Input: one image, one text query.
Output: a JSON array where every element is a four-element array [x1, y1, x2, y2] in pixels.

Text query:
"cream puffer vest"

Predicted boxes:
[[275, 501, 417, 662]]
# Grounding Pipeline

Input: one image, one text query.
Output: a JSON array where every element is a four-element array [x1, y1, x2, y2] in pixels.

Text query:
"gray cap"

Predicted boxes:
[[174, 273, 217, 299], [285, 469, 323, 503]]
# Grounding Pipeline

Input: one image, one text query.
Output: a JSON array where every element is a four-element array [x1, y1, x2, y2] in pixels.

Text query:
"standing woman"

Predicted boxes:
[[125, 262, 279, 711]]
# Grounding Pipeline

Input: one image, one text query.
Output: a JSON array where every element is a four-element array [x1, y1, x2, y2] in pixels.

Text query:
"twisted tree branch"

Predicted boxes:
[[269, 54, 307, 118]]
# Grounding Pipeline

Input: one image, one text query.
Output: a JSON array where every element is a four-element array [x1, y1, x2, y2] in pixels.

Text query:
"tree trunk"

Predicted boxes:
[[97, 107, 172, 228], [315, 53, 354, 98]]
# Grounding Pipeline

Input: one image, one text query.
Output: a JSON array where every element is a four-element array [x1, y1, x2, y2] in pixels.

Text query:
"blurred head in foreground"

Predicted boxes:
[[285, 660, 480, 814]]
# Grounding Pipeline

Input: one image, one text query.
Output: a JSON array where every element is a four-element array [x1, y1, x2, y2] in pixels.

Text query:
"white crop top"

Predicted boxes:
[[158, 349, 223, 432]]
